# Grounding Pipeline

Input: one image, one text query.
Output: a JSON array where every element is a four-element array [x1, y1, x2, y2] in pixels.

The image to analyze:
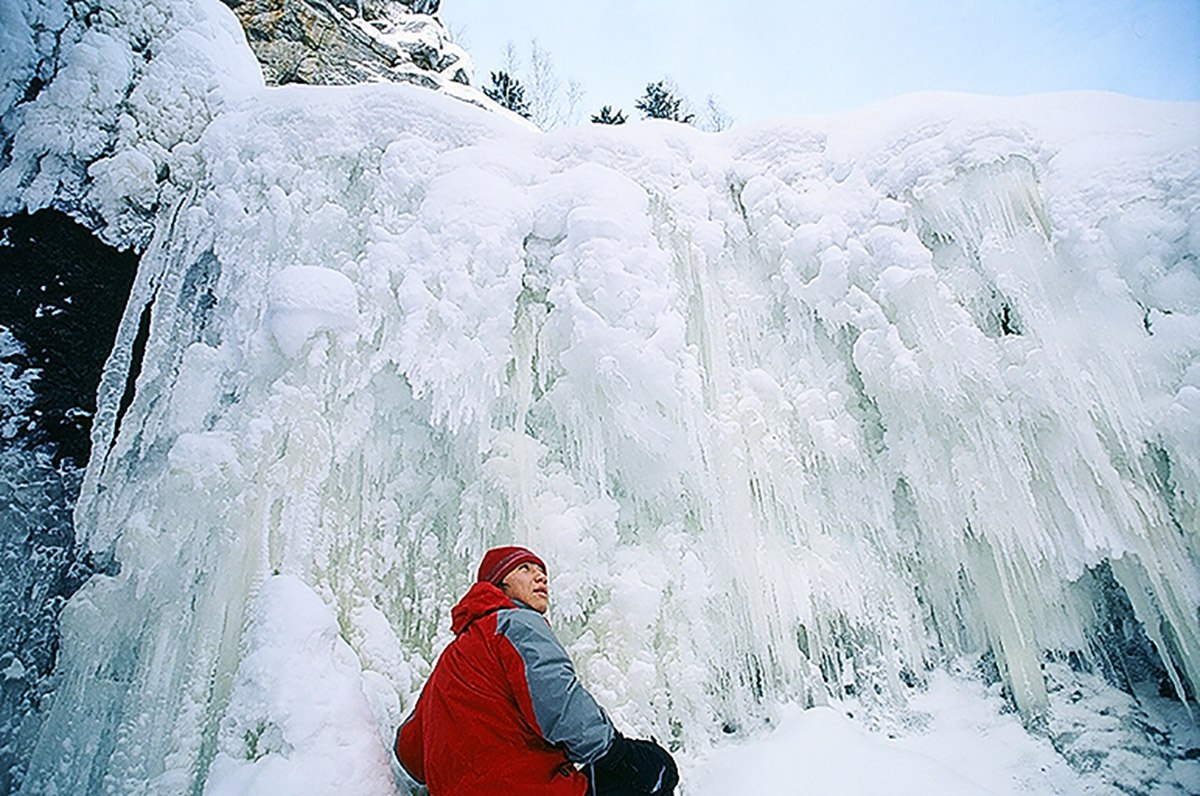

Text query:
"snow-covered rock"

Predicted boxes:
[[220, 0, 475, 92]]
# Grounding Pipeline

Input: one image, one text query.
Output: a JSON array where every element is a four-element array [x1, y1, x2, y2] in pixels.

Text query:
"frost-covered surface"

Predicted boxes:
[[0, 329, 86, 796], [0, 0, 263, 247], [693, 665, 1200, 795], [0, 329, 37, 440], [0, 444, 82, 796], [3, 0, 1200, 794]]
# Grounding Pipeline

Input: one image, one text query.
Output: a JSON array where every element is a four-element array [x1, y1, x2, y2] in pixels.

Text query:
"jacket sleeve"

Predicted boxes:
[[496, 608, 615, 764], [394, 709, 426, 784]]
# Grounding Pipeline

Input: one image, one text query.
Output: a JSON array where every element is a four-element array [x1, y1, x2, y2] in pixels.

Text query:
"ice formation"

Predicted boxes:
[[2, 0, 1198, 794]]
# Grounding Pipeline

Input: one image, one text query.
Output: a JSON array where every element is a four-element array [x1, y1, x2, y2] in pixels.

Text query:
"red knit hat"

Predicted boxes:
[[477, 546, 546, 586]]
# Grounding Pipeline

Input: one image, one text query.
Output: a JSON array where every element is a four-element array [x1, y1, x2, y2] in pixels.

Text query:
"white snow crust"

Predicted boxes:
[[2, 1, 1198, 794], [694, 664, 1200, 795], [265, 265, 360, 358], [202, 575, 395, 796]]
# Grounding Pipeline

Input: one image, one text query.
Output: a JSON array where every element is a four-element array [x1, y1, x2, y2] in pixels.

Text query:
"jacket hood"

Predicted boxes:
[[451, 581, 516, 635]]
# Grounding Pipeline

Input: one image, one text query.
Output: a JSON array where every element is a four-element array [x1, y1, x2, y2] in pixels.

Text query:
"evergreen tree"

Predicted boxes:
[[484, 71, 531, 119], [591, 105, 627, 125], [635, 81, 694, 124]]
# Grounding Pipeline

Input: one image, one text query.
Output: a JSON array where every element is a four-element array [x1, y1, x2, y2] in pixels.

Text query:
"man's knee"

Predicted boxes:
[[590, 734, 679, 795]]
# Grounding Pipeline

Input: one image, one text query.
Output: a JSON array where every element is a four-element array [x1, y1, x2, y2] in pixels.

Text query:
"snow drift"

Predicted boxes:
[[2, 0, 1198, 794]]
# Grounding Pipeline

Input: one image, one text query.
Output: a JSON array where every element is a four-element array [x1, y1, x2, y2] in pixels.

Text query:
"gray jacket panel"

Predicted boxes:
[[497, 606, 615, 764]]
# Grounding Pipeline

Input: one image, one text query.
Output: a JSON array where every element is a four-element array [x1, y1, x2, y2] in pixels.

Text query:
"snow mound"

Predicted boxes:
[[266, 265, 359, 358], [204, 575, 395, 796]]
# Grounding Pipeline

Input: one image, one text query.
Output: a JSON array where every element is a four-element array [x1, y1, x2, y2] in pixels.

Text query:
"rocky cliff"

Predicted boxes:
[[222, 0, 477, 95]]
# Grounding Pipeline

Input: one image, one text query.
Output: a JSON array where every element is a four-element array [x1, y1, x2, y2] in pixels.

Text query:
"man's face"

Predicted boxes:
[[500, 562, 549, 614]]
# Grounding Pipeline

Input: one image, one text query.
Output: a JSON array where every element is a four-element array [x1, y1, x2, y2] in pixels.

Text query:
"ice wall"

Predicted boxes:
[[3, 1, 1199, 794]]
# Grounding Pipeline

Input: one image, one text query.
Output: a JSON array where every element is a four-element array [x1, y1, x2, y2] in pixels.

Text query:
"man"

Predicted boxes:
[[395, 545, 678, 795]]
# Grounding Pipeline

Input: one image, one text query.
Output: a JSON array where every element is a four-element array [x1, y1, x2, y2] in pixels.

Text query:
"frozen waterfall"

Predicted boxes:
[[2, 1, 1198, 794]]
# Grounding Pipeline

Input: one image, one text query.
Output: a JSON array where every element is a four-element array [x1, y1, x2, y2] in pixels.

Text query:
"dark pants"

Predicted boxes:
[[587, 766, 676, 796]]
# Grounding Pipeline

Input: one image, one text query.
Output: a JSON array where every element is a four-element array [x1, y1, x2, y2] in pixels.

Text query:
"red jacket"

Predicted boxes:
[[395, 582, 614, 795]]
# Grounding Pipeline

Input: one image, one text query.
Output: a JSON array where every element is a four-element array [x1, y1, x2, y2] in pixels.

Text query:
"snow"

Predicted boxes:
[[203, 575, 395, 796], [0, 328, 38, 440], [2, 0, 1199, 794], [694, 701, 1000, 796], [694, 666, 1200, 795], [265, 266, 360, 359], [0, 0, 262, 245], [1, 657, 26, 682]]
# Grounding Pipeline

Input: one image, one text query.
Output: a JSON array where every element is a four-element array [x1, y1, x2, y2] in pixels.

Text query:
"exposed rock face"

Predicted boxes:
[[222, 0, 470, 89]]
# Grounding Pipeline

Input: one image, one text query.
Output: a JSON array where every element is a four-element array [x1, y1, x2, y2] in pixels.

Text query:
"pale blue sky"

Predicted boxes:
[[445, 0, 1200, 124]]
